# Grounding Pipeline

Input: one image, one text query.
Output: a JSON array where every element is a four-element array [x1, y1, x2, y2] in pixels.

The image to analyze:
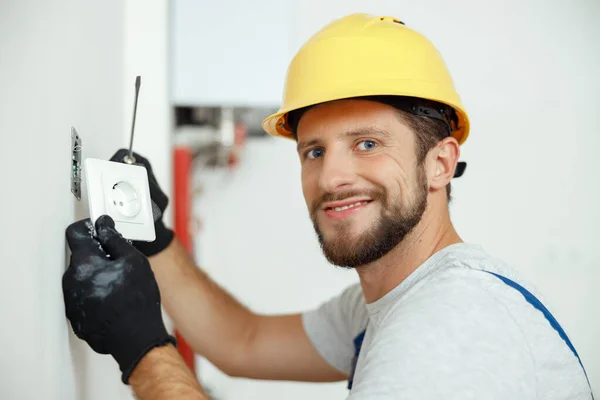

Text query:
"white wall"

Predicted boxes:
[[0, 1, 171, 399], [186, 0, 600, 398]]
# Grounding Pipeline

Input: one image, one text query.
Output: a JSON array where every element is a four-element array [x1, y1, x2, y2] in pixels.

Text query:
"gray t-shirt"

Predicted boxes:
[[302, 243, 593, 399]]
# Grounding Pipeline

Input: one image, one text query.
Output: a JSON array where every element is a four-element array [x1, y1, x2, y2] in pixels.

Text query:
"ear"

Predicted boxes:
[[427, 137, 460, 192]]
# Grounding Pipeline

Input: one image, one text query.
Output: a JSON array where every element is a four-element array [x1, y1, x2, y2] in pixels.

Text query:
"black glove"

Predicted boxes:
[[62, 215, 176, 384], [109, 149, 174, 256]]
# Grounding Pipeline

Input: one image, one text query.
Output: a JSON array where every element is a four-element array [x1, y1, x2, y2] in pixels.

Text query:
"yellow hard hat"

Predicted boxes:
[[262, 13, 470, 145]]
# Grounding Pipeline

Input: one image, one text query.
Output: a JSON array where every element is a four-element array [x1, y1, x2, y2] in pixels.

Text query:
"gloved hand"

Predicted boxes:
[[62, 215, 176, 384], [110, 149, 174, 256]]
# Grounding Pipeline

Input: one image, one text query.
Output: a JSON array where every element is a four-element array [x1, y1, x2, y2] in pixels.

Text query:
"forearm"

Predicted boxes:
[[147, 239, 348, 383], [129, 344, 207, 400], [148, 239, 257, 375]]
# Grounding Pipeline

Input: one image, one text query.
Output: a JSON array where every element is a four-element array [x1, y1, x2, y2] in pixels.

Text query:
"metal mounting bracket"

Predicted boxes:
[[71, 127, 82, 200]]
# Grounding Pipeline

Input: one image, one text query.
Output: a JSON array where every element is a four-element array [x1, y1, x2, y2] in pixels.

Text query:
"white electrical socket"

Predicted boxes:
[[83, 158, 156, 241]]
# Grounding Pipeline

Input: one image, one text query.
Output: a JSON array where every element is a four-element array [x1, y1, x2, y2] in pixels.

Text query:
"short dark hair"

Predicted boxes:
[[393, 109, 453, 202], [287, 96, 455, 202]]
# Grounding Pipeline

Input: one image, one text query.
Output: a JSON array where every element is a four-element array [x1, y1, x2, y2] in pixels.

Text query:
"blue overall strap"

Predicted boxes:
[[484, 271, 594, 398], [348, 328, 366, 390]]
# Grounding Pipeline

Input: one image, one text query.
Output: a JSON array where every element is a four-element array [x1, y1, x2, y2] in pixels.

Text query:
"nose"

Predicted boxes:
[[318, 149, 356, 193]]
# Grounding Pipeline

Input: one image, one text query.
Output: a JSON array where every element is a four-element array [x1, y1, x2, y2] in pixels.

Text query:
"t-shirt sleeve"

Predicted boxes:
[[302, 283, 367, 375], [346, 279, 537, 399]]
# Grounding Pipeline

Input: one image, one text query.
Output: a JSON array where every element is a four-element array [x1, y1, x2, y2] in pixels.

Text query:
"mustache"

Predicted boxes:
[[310, 188, 384, 214]]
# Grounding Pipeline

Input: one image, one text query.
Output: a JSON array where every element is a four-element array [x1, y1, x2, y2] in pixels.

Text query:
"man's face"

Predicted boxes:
[[296, 100, 429, 269]]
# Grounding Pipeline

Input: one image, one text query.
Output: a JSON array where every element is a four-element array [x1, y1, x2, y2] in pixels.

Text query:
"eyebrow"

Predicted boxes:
[[296, 126, 391, 152]]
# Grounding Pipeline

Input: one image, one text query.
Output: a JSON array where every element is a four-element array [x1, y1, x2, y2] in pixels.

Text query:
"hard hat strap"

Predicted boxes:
[[360, 95, 459, 136]]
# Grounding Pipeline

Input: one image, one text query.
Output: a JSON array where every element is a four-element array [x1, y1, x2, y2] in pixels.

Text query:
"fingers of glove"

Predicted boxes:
[[150, 200, 162, 223], [62, 227, 109, 296], [109, 148, 131, 164], [95, 215, 136, 260], [66, 219, 105, 258], [109, 148, 152, 171], [148, 179, 168, 211]]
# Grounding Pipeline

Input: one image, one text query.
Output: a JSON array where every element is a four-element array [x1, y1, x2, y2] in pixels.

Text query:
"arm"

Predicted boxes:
[[150, 238, 347, 382], [129, 344, 207, 400], [62, 215, 206, 395]]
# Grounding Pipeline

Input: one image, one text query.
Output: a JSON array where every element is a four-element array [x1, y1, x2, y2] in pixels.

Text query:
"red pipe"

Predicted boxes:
[[173, 146, 196, 372]]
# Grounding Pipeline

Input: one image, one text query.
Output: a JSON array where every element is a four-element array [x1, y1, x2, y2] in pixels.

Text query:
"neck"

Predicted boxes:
[[356, 202, 462, 303]]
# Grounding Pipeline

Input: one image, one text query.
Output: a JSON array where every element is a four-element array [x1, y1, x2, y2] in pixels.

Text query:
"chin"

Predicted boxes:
[[322, 231, 358, 248], [314, 211, 423, 269], [316, 228, 380, 269], [319, 224, 363, 247]]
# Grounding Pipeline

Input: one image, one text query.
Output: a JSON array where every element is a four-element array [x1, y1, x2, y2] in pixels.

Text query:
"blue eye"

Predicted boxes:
[[306, 148, 324, 159], [357, 140, 377, 151]]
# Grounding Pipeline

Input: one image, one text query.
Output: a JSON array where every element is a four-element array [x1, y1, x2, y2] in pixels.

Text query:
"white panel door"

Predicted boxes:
[[171, 0, 294, 107]]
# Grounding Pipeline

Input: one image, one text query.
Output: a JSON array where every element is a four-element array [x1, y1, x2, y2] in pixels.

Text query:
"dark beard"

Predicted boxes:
[[311, 167, 428, 269]]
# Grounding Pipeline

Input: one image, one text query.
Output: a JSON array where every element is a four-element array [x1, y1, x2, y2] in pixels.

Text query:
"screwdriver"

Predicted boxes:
[[123, 76, 141, 164]]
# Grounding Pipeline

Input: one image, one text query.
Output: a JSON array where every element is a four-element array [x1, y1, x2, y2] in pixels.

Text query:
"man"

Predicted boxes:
[[62, 13, 594, 399]]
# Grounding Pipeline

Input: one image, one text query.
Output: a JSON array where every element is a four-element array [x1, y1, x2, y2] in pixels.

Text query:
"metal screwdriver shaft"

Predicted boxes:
[[124, 76, 141, 164]]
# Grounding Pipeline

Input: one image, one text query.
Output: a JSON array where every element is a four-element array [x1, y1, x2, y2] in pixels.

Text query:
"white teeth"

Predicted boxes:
[[333, 201, 367, 212]]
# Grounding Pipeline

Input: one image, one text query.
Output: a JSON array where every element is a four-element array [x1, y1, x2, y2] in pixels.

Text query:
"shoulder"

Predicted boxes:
[[401, 243, 551, 319], [383, 244, 542, 339], [378, 262, 536, 349], [350, 249, 539, 398]]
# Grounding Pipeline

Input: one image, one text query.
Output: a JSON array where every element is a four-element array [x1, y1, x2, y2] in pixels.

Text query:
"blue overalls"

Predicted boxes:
[[347, 271, 594, 398]]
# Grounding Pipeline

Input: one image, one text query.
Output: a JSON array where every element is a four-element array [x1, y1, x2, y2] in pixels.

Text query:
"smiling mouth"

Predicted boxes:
[[325, 200, 371, 212], [321, 199, 373, 221]]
